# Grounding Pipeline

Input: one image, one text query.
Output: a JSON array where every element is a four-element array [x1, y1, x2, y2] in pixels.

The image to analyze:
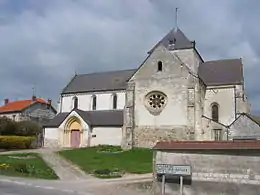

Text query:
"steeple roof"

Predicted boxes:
[[148, 28, 195, 53]]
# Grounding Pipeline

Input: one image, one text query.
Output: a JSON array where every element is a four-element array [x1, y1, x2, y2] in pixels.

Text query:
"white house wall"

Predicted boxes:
[[0, 113, 20, 121], [61, 91, 125, 112], [44, 127, 60, 148], [90, 127, 122, 146], [204, 87, 235, 125]]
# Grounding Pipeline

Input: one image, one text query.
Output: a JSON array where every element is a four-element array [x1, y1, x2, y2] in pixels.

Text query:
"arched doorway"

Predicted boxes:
[[65, 117, 82, 148]]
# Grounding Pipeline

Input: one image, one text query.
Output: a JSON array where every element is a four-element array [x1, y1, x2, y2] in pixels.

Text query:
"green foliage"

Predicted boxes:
[[0, 117, 41, 137], [59, 145, 153, 179], [13, 163, 30, 174], [0, 117, 18, 135], [0, 136, 36, 149], [16, 121, 41, 136], [0, 153, 58, 179], [97, 145, 123, 153], [93, 168, 122, 178]]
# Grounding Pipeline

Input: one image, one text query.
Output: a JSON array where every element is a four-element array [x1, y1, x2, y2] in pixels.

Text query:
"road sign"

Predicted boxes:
[[156, 164, 191, 176], [156, 164, 191, 195]]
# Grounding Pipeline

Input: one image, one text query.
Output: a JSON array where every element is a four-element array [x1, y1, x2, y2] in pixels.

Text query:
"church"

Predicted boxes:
[[43, 27, 260, 149]]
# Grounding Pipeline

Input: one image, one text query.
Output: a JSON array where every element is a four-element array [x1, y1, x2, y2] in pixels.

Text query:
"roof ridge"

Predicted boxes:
[[84, 109, 124, 113], [4, 98, 46, 104], [76, 68, 137, 77], [205, 58, 242, 63]]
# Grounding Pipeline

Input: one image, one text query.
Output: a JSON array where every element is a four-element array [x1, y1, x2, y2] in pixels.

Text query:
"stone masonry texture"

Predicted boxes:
[[154, 150, 260, 194]]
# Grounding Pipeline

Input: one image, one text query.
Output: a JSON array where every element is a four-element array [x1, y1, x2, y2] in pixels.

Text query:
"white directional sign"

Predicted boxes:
[[156, 164, 191, 176]]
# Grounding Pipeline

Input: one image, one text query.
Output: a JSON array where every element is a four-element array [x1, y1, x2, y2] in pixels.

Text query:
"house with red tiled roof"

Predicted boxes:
[[0, 96, 57, 125]]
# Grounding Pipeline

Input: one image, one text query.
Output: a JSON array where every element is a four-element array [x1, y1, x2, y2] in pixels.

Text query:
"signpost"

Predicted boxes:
[[156, 164, 191, 195]]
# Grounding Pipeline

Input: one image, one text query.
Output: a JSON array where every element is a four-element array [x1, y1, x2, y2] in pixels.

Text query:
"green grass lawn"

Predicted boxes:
[[0, 153, 58, 179], [58, 145, 153, 178]]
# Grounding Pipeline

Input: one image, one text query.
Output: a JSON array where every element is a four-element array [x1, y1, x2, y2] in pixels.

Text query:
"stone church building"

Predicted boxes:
[[44, 28, 260, 149]]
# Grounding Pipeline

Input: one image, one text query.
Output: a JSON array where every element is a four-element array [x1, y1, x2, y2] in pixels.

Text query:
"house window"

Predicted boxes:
[[12, 115, 16, 121], [92, 95, 97, 110], [211, 103, 219, 122], [112, 93, 117, 109], [73, 96, 78, 109], [214, 129, 222, 141], [157, 61, 163, 71]]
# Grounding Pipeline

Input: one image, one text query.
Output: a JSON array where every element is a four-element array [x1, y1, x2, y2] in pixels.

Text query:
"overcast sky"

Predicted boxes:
[[0, 0, 259, 114]]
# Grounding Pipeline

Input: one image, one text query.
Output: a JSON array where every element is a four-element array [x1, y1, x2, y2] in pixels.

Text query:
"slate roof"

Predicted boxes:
[[148, 28, 194, 54], [44, 109, 123, 128], [43, 112, 70, 128], [246, 114, 260, 126], [62, 69, 136, 94], [198, 59, 243, 86], [61, 58, 244, 93], [61, 28, 244, 93]]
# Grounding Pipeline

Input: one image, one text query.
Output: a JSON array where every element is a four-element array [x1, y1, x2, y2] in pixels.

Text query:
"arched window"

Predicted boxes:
[[157, 61, 163, 71], [92, 95, 97, 110], [73, 96, 78, 109], [112, 93, 117, 109], [211, 103, 219, 122]]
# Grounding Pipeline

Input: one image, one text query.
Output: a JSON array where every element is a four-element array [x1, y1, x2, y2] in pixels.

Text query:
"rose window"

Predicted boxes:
[[144, 91, 167, 114], [148, 94, 166, 108]]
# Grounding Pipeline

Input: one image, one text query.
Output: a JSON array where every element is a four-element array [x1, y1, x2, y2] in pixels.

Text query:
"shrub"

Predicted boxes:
[[0, 117, 42, 137], [13, 163, 29, 174], [93, 169, 122, 178], [16, 121, 42, 136], [0, 117, 18, 135], [94, 169, 111, 175], [97, 145, 123, 153], [0, 136, 36, 149], [13, 163, 36, 174]]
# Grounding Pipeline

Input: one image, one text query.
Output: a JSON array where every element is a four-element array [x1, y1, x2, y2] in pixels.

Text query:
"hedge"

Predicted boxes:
[[0, 136, 36, 149]]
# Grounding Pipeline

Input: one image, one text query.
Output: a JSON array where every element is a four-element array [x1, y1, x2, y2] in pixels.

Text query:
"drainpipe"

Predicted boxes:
[[234, 86, 237, 119]]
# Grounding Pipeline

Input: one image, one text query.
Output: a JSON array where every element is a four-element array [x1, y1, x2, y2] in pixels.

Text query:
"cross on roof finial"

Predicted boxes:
[[175, 7, 179, 32]]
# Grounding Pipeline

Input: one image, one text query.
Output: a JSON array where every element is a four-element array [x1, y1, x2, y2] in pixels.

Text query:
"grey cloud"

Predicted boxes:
[[0, 0, 259, 114]]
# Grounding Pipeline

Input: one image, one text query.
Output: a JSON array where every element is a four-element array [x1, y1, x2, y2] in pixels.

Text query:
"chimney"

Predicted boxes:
[[4, 99, 9, 105], [32, 95, 36, 101], [47, 99, 52, 105]]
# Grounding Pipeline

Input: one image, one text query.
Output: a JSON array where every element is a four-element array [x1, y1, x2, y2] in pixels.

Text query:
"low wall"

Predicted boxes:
[[153, 141, 260, 195]]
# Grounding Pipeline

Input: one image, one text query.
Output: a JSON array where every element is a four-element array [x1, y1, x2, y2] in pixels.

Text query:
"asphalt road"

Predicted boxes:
[[0, 181, 86, 195]]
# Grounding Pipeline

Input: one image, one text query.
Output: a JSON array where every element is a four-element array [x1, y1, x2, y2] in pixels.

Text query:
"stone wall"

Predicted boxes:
[[201, 116, 228, 140], [133, 126, 194, 148], [228, 114, 260, 139], [153, 149, 260, 194], [152, 180, 260, 195], [124, 45, 202, 149]]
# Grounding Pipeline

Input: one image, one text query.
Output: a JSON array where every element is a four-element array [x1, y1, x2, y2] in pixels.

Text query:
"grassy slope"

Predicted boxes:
[[0, 153, 58, 179], [59, 146, 153, 174]]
